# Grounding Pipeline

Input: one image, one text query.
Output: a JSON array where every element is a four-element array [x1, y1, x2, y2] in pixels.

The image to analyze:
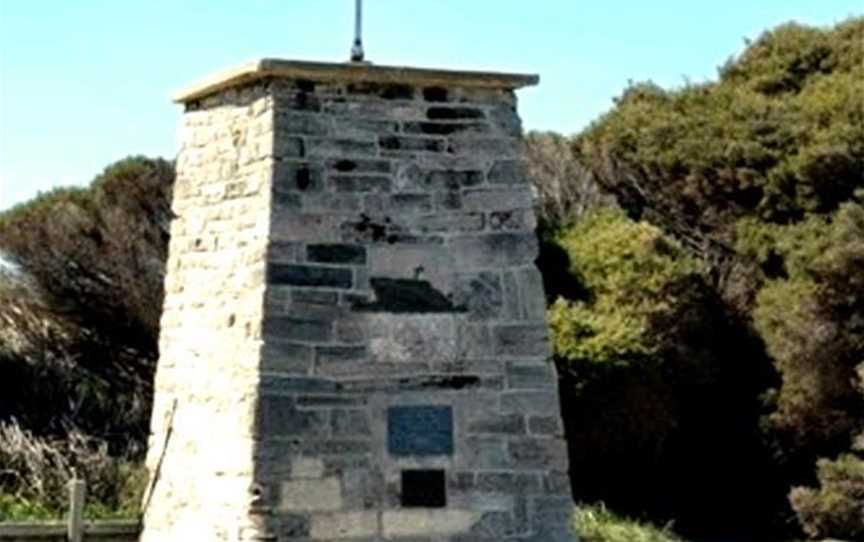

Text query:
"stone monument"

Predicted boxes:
[[142, 57, 576, 541]]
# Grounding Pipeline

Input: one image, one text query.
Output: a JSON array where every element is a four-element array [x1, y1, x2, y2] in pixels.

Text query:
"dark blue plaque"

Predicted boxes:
[[388, 405, 454, 456]]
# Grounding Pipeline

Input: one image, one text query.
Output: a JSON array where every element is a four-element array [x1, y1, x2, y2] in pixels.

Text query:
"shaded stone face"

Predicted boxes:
[[143, 60, 576, 542]]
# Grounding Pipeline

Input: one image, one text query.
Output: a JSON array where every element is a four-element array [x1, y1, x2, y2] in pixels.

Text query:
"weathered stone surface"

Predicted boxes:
[[259, 395, 328, 436], [279, 477, 342, 511], [268, 263, 353, 288], [304, 192, 364, 212], [292, 288, 340, 305], [427, 106, 486, 120], [291, 456, 325, 479], [489, 209, 537, 232], [331, 408, 372, 436], [462, 437, 512, 469], [307, 243, 367, 264], [382, 510, 481, 538], [332, 174, 392, 192], [476, 472, 542, 494], [508, 438, 569, 469], [277, 513, 311, 538], [468, 413, 526, 436], [404, 121, 490, 135], [275, 110, 331, 135], [306, 137, 377, 158], [145, 59, 573, 542], [310, 511, 378, 539], [529, 415, 564, 436], [493, 324, 550, 357], [380, 135, 447, 153], [273, 160, 324, 192], [451, 272, 504, 321], [327, 157, 391, 174], [507, 363, 556, 389], [264, 316, 332, 342], [448, 233, 539, 269], [487, 159, 526, 185], [260, 340, 314, 374], [409, 212, 485, 233], [461, 187, 533, 212], [366, 313, 459, 363]]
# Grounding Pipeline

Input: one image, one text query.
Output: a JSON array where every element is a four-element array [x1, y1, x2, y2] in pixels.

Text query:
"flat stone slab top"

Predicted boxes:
[[173, 58, 540, 103]]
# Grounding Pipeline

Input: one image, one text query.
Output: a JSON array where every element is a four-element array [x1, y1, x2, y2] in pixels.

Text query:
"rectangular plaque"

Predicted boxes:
[[401, 469, 447, 508], [388, 405, 454, 456]]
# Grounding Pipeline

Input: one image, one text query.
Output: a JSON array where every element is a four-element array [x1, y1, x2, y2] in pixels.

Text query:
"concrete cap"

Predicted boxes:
[[173, 58, 539, 103]]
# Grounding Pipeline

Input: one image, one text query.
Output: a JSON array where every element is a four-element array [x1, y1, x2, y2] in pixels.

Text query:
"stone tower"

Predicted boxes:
[[142, 58, 576, 541]]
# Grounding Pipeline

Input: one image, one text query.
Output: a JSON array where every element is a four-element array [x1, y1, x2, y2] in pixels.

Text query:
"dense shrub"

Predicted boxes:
[[0, 156, 173, 519], [0, 156, 174, 446], [545, 209, 778, 538], [743, 201, 864, 459], [790, 453, 864, 540], [575, 17, 863, 308], [0, 422, 146, 520], [568, 17, 864, 537], [548, 208, 700, 364]]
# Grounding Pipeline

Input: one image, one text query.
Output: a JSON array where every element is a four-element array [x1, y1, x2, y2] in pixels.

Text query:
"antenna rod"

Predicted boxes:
[[350, 0, 364, 62]]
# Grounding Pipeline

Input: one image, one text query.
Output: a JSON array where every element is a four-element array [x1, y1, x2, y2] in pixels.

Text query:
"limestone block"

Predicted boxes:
[[382, 509, 481, 538], [448, 233, 539, 270], [367, 314, 459, 363], [291, 457, 325, 479], [279, 477, 342, 511], [310, 511, 378, 539]]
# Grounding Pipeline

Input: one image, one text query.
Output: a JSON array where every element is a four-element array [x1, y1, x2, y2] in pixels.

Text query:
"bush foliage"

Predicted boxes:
[[790, 453, 864, 540], [575, 17, 863, 308], [548, 16, 863, 540], [0, 156, 173, 444], [548, 208, 700, 364], [574, 504, 684, 542], [543, 208, 777, 538], [0, 156, 173, 519]]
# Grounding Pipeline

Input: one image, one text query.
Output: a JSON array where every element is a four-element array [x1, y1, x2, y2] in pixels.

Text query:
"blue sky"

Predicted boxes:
[[0, 1, 859, 210]]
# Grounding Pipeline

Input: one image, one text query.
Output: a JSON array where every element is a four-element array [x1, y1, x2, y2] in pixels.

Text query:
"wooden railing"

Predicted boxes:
[[0, 481, 141, 542]]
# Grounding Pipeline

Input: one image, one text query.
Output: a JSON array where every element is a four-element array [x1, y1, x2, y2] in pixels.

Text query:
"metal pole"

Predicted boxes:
[[67, 479, 85, 542], [350, 0, 364, 62]]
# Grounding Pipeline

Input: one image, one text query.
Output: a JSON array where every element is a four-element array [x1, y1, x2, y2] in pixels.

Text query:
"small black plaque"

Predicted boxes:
[[401, 469, 447, 508], [388, 405, 454, 456]]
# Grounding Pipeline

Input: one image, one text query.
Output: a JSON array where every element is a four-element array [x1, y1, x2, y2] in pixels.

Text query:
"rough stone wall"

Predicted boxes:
[[250, 78, 576, 541], [142, 86, 275, 541]]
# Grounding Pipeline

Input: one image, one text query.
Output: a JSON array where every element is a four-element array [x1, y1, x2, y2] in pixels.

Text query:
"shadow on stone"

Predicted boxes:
[[354, 278, 466, 313]]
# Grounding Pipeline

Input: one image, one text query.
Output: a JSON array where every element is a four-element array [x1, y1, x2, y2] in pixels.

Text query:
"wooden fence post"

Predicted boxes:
[[67, 479, 85, 542]]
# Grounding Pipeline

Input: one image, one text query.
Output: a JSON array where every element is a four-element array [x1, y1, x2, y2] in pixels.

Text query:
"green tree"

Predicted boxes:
[[790, 453, 864, 540], [742, 201, 864, 454], [569, 17, 864, 537], [548, 208, 700, 364], [575, 17, 863, 308], [0, 156, 174, 445], [545, 209, 777, 537]]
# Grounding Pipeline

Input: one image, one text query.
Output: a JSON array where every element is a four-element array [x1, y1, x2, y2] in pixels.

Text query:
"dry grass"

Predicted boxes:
[[0, 421, 145, 520]]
